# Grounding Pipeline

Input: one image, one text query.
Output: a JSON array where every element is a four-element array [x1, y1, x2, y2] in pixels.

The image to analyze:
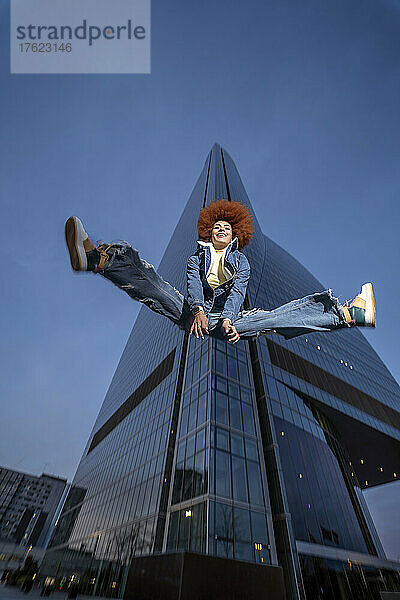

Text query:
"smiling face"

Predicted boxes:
[[210, 220, 233, 249]]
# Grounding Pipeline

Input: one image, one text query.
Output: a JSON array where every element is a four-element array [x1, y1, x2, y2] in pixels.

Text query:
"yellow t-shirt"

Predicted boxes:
[[207, 248, 229, 289]]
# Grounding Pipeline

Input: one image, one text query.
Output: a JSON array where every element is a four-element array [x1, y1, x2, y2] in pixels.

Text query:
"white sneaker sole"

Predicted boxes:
[[360, 283, 376, 327], [65, 216, 88, 271]]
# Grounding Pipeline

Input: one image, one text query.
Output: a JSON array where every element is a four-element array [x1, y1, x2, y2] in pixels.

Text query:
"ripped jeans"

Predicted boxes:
[[100, 244, 349, 341]]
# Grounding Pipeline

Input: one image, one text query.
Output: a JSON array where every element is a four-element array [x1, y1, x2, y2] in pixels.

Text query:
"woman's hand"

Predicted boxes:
[[221, 319, 240, 344], [190, 311, 209, 339]]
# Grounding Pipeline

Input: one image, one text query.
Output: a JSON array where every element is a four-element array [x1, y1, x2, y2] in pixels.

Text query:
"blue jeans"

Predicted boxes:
[[101, 245, 349, 341]]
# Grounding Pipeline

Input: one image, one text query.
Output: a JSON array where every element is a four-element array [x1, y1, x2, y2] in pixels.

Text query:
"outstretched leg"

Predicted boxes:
[[230, 287, 375, 341], [65, 216, 191, 329]]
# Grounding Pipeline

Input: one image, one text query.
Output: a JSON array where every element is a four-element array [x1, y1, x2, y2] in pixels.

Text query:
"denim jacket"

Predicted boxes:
[[186, 237, 251, 323]]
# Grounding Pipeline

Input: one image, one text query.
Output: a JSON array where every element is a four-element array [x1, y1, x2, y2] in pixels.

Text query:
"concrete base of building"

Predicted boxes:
[[123, 551, 286, 600]]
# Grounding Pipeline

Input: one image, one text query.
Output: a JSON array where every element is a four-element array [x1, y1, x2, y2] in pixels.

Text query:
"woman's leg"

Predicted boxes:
[[232, 290, 350, 340], [65, 216, 191, 329], [100, 244, 192, 328]]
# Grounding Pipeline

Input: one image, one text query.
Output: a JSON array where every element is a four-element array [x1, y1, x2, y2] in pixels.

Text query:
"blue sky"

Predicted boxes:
[[0, 0, 399, 559]]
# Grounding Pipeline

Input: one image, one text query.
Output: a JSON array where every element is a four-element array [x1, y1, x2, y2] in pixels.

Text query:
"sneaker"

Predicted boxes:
[[343, 283, 376, 327], [65, 216, 103, 271]]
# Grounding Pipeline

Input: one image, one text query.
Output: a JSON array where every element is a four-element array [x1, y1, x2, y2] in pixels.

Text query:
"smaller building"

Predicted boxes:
[[0, 466, 68, 576]]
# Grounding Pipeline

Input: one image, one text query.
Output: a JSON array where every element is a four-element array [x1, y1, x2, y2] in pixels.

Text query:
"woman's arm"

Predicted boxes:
[[186, 253, 209, 337], [220, 253, 251, 323], [186, 253, 205, 311]]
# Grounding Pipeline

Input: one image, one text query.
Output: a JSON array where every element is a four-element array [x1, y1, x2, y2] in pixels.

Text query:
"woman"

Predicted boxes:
[[65, 199, 376, 344]]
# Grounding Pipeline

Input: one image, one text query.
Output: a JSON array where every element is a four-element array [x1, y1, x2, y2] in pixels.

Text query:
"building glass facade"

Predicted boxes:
[[40, 145, 400, 599]]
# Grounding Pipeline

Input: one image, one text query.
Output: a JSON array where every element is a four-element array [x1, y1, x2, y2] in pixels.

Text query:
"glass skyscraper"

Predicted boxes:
[[41, 144, 400, 599]]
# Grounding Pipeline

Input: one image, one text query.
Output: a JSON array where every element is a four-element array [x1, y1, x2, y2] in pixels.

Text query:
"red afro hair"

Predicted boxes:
[[197, 199, 254, 250]]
